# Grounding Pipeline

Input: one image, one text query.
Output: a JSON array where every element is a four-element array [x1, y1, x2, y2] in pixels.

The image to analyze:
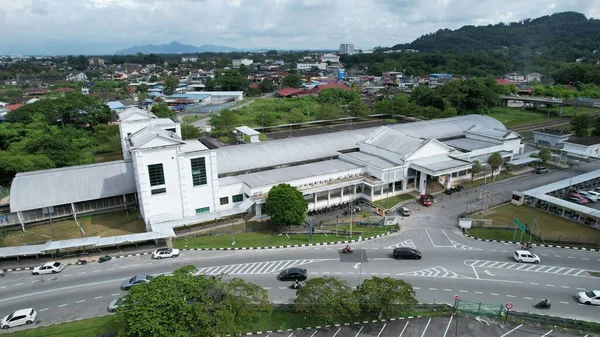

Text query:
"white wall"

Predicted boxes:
[[563, 142, 600, 156], [216, 182, 246, 211], [407, 141, 451, 161]]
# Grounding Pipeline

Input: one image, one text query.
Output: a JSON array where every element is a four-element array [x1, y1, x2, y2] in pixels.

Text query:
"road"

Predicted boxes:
[[1, 163, 600, 333]]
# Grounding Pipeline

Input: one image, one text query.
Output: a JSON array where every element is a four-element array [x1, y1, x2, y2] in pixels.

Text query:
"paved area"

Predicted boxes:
[[256, 316, 596, 337]]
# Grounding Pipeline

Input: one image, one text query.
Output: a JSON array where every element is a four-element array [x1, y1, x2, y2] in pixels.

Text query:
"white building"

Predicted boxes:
[[181, 57, 198, 63], [296, 63, 327, 71], [339, 44, 355, 54], [320, 54, 340, 63], [9, 113, 524, 231], [504, 73, 525, 82], [526, 72, 543, 83], [232, 59, 254, 68], [66, 72, 88, 82]]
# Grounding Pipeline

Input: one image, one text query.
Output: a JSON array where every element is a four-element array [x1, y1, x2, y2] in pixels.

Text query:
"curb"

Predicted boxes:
[[182, 232, 394, 252], [3, 252, 154, 272], [461, 232, 600, 252], [242, 315, 424, 335]]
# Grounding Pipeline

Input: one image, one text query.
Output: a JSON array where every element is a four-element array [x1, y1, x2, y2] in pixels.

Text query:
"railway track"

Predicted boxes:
[[510, 111, 600, 132]]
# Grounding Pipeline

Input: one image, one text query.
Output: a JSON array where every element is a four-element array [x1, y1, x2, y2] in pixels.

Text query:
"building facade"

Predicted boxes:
[[339, 44, 355, 54]]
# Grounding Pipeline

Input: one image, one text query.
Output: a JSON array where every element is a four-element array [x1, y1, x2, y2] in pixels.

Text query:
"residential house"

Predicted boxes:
[[504, 73, 525, 82], [181, 57, 198, 62], [232, 59, 253, 68], [0, 101, 7, 107], [296, 63, 327, 71], [320, 54, 340, 63], [26, 98, 40, 104], [526, 73, 543, 83], [23, 87, 49, 96], [67, 72, 88, 82]]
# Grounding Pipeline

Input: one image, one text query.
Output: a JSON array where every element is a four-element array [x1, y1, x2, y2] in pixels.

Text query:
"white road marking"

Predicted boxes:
[[429, 288, 437, 291], [31, 280, 39, 283], [64, 274, 72, 277], [577, 288, 587, 290], [332, 327, 341, 337], [93, 270, 101, 273], [546, 284, 554, 287], [420, 318, 431, 337], [57, 304, 67, 307], [78, 272, 86, 275], [76, 300, 85, 303], [506, 295, 515, 298], [491, 293, 499, 296], [94, 296, 103, 299], [111, 293, 120, 296], [500, 324, 523, 337], [554, 255, 561, 258], [530, 282, 539, 285], [559, 301, 569, 304], [443, 289, 452, 292], [568, 256, 576, 259], [413, 287, 421, 290], [278, 287, 288, 290], [472, 266, 480, 279], [561, 286, 570, 289], [399, 321, 410, 337], [443, 316, 453, 337], [106, 268, 114, 271], [582, 258, 590, 260], [15, 283, 23, 286], [354, 325, 364, 337], [524, 297, 533, 300], [310, 331, 318, 337], [39, 308, 49, 312], [376, 323, 386, 337], [475, 291, 483, 294], [459, 290, 468, 293], [541, 330, 553, 337]]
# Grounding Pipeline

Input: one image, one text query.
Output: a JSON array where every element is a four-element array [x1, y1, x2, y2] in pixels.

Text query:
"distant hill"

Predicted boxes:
[[392, 12, 600, 62], [115, 41, 239, 55]]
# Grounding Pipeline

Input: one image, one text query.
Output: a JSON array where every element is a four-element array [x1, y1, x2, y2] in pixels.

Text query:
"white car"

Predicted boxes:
[[32, 262, 64, 275], [513, 250, 540, 264], [586, 190, 600, 200], [577, 290, 600, 305], [577, 191, 597, 202], [1, 308, 37, 329], [152, 248, 180, 259]]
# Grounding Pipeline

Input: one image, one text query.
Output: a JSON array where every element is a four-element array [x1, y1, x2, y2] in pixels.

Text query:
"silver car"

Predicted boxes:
[[120, 274, 153, 290], [107, 297, 126, 312]]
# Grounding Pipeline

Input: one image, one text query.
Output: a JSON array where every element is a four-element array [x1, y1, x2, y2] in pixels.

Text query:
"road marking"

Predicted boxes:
[[31, 280, 39, 283], [64, 274, 72, 277], [459, 290, 468, 293], [420, 318, 431, 337], [506, 295, 515, 298], [443, 316, 453, 337], [78, 272, 86, 275], [111, 293, 120, 296], [524, 297, 533, 300], [94, 296, 103, 299], [546, 284, 554, 287], [568, 256, 576, 259], [93, 270, 101, 273], [429, 288, 437, 291], [443, 289, 452, 292], [399, 321, 410, 337], [332, 327, 341, 337], [354, 325, 364, 337], [398, 266, 471, 279], [559, 301, 569, 304], [554, 255, 561, 258], [489, 249, 496, 252], [106, 268, 114, 271], [39, 308, 49, 312], [278, 287, 288, 290], [15, 283, 23, 286], [413, 287, 421, 290], [491, 293, 499, 296], [376, 323, 386, 337], [530, 282, 539, 285], [582, 258, 590, 260], [475, 291, 483, 294], [310, 331, 318, 337], [472, 266, 480, 279], [57, 304, 67, 307], [577, 288, 587, 290], [561, 286, 570, 289], [76, 300, 85, 303], [541, 330, 553, 337], [500, 324, 523, 337], [501, 251, 508, 253]]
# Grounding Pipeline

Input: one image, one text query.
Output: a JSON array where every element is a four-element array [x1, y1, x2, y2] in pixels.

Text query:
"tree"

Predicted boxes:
[[316, 104, 340, 120], [281, 74, 301, 88], [593, 116, 600, 136], [151, 103, 175, 118], [181, 123, 202, 140], [265, 183, 307, 227], [163, 76, 179, 95], [487, 152, 504, 181], [116, 265, 271, 337], [259, 79, 274, 93], [346, 100, 370, 117], [210, 109, 239, 136], [571, 115, 590, 137], [538, 148, 552, 164], [354, 277, 417, 319], [137, 83, 148, 93], [471, 160, 482, 183], [214, 70, 248, 91], [295, 277, 359, 323]]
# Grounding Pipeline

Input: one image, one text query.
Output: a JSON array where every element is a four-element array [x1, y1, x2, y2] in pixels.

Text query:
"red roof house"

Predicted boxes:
[[55, 87, 74, 93], [23, 87, 50, 96], [276, 88, 308, 98], [495, 79, 517, 85], [6, 104, 23, 111]]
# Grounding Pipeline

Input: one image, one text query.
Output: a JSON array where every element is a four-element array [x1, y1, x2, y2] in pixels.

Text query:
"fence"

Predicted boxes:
[[456, 299, 504, 318], [183, 101, 239, 114]]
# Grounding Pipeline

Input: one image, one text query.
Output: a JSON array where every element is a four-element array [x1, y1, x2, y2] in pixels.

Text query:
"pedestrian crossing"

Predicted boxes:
[[397, 266, 471, 279], [465, 260, 588, 277], [193, 259, 323, 276]]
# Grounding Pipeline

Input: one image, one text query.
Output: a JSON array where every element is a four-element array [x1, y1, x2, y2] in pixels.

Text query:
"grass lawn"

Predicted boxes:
[[469, 204, 600, 245], [172, 228, 390, 249], [93, 151, 124, 163], [468, 228, 537, 243], [4, 315, 122, 337], [0, 211, 146, 247], [466, 171, 514, 188], [487, 108, 556, 128], [373, 194, 416, 209], [181, 115, 203, 123], [589, 271, 600, 277]]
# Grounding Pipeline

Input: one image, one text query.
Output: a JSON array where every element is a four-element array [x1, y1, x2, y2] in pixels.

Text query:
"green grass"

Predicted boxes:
[[172, 230, 389, 249], [372, 194, 416, 209], [589, 271, 600, 277], [487, 107, 598, 128], [468, 228, 537, 242], [4, 315, 122, 337], [182, 115, 203, 123], [469, 204, 600, 245]]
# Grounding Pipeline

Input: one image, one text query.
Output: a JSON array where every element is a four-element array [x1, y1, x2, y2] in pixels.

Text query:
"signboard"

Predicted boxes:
[[505, 302, 513, 310], [513, 217, 526, 233], [337, 69, 346, 80], [454, 295, 460, 301]]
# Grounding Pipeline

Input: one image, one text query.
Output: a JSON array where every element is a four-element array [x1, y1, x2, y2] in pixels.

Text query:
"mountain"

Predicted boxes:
[[391, 12, 600, 62], [114, 41, 239, 55]]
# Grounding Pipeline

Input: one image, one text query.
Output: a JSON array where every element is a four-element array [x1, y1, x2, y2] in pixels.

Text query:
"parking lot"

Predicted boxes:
[[254, 316, 596, 337]]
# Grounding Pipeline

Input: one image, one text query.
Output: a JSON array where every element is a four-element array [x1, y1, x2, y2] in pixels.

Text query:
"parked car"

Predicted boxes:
[[121, 274, 154, 290], [586, 190, 600, 200], [398, 206, 410, 216], [277, 268, 307, 281], [577, 191, 598, 202], [535, 167, 549, 174], [1, 308, 37, 329], [0, 268, 4, 277], [568, 197, 587, 205], [568, 193, 588, 204], [420, 195, 432, 207], [32, 262, 64, 275], [107, 297, 126, 312], [152, 248, 180, 259], [576, 290, 600, 306], [393, 247, 422, 260], [513, 250, 540, 264]]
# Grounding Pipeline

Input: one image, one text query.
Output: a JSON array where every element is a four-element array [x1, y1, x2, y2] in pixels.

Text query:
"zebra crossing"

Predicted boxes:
[[384, 239, 416, 249], [465, 260, 589, 277], [193, 259, 323, 276], [397, 266, 471, 279]]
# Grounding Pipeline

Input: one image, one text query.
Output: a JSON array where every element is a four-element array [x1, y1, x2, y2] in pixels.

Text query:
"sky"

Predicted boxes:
[[0, 0, 599, 55]]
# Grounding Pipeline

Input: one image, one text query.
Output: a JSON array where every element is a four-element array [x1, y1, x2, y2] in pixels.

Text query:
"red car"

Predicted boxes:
[[420, 195, 433, 207]]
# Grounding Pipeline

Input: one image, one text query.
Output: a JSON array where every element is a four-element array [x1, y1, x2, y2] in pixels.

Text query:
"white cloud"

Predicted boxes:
[[0, 0, 598, 55]]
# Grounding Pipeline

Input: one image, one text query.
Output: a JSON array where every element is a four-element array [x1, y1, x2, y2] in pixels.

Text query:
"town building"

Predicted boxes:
[[320, 54, 340, 63], [339, 44, 355, 54], [88, 58, 105, 66], [232, 59, 253, 68]]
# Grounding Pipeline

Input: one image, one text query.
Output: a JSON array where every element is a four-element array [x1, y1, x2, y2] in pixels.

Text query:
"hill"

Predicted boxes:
[[392, 12, 600, 63], [115, 41, 239, 55]]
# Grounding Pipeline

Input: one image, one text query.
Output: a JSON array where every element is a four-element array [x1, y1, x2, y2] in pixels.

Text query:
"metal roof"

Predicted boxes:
[[360, 127, 425, 158], [0, 244, 46, 258], [523, 169, 600, 195], [235, 126, 260, 136], [95, 232, 173, 247], [10, 160, 137, 212], [216, 115, 503, 174], [43, 237, 101, 251], [342, 152, 400, 169], [169, 93, 211, 100], [128, 126, 183, 148], [238, 159, 361, 188], [466, 125, 519, 141], [411, 155, 473, 174], [507, 156, 540, 166], [443, 138, 500, 151]]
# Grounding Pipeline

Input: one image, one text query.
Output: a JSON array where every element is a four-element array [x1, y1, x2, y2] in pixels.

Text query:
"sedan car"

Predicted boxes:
[[121, 274, 154, 290], [398, 206, 410, 216], [152, 248, 180, 259], [577, 191, 598, 202], [278, 268, 307, 281], [1, 308, 37, 329], [107, 297, 127, 312], [32, 262, 64, 275], [576, 290, 600, 305], [0, 268, 4, 277], [535, 166, 549, 174]]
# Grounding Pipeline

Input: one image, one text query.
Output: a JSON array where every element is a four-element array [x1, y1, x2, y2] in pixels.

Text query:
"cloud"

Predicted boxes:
[[0, 0, 598, 55]]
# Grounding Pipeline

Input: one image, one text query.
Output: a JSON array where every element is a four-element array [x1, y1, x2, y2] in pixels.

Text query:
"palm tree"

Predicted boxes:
[[487, 152, 504, 181]]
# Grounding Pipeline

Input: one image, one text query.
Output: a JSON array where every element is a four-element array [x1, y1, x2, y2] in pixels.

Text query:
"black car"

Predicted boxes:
[[393, 247, 422, 260], [278, 268, 307, 281], [535, 167, 549, 174]]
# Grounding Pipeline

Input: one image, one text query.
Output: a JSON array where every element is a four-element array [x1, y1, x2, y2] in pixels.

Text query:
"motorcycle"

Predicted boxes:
[[342, 247, 354, 254], [75, 259, 88, 265], [534, 299, 551, 309], [98, 255, 112, 263], [291, 281, 303, 289]]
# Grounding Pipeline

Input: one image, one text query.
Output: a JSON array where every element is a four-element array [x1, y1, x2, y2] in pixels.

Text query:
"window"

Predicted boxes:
[[148, 164, 165, 186], [195, 207, 210, 214], [220, 197, 229, 205], [151, 188, 166, 195], [166, 128, 176, 133], [191, 157, 207, 186], [232, 194, 243, 203]]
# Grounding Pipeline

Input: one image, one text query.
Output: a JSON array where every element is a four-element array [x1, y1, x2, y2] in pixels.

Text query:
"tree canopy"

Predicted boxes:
[[487, 152, 504, 180], [265, 183, 307, 227], [151, 103, 175, 118], [281, 74, 302, 88], [571, 115, 590, 137], [354, 277, 418, 320], [295, 276, 359, 323], [116, 265, 271, 337]]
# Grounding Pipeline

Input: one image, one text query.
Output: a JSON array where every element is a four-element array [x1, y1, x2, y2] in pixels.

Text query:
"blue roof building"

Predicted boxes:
[[107, 101, 126, 111]]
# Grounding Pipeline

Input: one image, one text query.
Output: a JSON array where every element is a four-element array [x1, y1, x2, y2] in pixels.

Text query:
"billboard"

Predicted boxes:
[[338, 69, 345, 80]]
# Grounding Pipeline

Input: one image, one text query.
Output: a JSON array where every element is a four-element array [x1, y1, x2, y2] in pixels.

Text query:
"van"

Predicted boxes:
[[393, 247, 422, 260], [513, 250, 540, 264]]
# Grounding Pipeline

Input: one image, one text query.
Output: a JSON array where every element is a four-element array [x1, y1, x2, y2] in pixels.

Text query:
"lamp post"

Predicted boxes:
[[357, 235, 364, 289]]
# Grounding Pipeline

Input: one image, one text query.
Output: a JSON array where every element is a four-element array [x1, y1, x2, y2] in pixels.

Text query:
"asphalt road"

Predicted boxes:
[[1, 163, 600, 333]]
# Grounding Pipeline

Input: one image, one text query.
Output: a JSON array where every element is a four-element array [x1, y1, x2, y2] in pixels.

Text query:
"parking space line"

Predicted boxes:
[[287, 333, 293, 337], [310, 331, 318, 337], [354, 325, 364, 337], [376, 323, 386, 337], [76, 300, 85, 303], [332, 327, 341, 337], [420, 318, 431, 337], [399, 320, 409, 337], [442, 316, 453, 337], [39, 308, 49, 312], [500, 324, 523, 337], [57, 304, 67, 307], [559, 301, 569, 304], [541, 330, 553, 336]]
